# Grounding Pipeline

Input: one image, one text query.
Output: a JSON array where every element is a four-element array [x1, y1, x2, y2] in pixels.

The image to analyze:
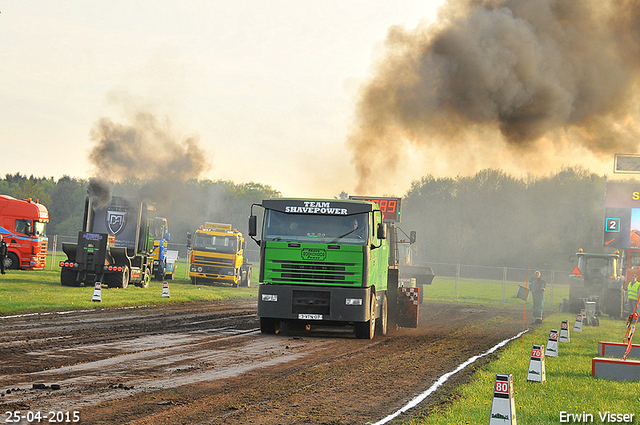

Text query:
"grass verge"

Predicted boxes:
[[425, 276, 570, 308], [403, 312, 640, 425], [0, 261, 257, 316]]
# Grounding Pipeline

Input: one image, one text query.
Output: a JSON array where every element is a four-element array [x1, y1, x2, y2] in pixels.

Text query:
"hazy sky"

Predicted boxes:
[[1, 1, 447, 198], [5, 1, 637, 199]]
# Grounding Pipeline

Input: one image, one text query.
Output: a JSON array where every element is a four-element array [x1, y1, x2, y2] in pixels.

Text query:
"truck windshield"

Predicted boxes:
[[15, 219, 46, 237], [193, 234, 237, 254], [263, 210, 368, 245], [34, 221, 46, 237], [578, 256, 617, 278], [628, 251, 640, 268], [152, 219, 168, 239]]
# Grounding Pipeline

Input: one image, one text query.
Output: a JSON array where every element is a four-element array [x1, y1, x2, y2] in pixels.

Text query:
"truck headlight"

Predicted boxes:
[[345, 298, 363, 306], [262, 294, 278, 302]]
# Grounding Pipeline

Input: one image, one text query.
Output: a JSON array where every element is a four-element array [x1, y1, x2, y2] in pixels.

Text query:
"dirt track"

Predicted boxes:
[[0, 299, 527, 424]]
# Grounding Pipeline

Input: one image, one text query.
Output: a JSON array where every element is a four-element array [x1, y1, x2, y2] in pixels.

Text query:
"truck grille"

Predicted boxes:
[[193, 255, 233, 267], [37, 241, 48, 262], [270, 260, 356, 284], [292, 290, 331, 315]]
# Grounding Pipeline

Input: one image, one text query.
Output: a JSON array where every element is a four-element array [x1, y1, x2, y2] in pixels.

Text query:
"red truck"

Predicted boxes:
[[0, 195, 49, 270]]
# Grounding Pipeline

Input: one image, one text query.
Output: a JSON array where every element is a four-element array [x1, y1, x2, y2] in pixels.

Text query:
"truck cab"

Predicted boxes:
[[0, 195, 49, 270], [249, 198, 391, 338], [188, 222, 251, 287]]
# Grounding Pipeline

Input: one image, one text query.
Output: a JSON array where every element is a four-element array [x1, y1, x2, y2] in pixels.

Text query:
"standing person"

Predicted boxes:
[[530, 270, 546, 324], [0, 235, 7, 275], [628, 274, 640, 316]]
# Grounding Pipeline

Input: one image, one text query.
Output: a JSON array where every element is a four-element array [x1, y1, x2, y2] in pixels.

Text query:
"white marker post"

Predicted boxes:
[[527, 344, 546, 383], [91, 282, 102, 303], [545, 329, 559, 357], [573, 313, 583, 332], [559, 320, 570, 342], [489, 374, 517, 424], [161, 281, 170, 298]]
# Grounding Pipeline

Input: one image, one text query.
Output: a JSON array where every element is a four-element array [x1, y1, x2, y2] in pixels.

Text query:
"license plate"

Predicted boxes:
[[298, 314, 323, 320]]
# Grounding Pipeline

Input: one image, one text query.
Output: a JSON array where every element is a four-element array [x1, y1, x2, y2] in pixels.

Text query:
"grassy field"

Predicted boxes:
[[1, 261, 566, 316], [425, 276, 571, 309], [0, 259, 258, 316], [403, 312, 640, 425]]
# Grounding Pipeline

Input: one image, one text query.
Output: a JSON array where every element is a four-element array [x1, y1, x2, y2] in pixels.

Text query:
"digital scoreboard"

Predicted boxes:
[[349, 196, 401, 222]]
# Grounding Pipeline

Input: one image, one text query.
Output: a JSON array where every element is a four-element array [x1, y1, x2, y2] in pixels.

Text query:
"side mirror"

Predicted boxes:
[[377, 223, 387, 240], [186, 232, 192, 249], [165, 232, 170, 241], [248, 215, 257, 237], [409, 230, 416, 244]]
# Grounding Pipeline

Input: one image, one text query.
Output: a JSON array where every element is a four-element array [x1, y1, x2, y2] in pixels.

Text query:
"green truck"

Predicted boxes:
[[248, 197, 434, 339]]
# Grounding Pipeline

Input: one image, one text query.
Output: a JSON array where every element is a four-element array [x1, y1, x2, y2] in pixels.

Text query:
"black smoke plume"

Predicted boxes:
[[88, 106, 211, 206], [86, 177, 112, 208], [348, 0, 640, 193]]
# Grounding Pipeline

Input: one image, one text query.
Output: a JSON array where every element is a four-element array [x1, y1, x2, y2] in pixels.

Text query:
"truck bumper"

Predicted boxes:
[[257, 284, 373, 323], [189, 271, 238, 284]]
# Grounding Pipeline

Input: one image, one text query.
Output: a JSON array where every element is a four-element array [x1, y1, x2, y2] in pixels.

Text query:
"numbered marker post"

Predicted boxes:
[[527, 344, 546, 383], [91, 282, 102, 303], [545, 329, 559, 357], [489, 374, 517, 424], [161, 281, 170, 298], [559, 320, 570, 342], [573, 313, 583, 332]]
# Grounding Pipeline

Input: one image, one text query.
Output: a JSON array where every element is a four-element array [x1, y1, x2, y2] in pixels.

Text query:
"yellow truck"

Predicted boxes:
[[188, 222, 252, 287]]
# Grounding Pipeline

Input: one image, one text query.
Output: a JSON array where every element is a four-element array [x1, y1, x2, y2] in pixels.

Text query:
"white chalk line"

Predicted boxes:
[[0, 305, 150, 320], [369, 329, 529, 425]]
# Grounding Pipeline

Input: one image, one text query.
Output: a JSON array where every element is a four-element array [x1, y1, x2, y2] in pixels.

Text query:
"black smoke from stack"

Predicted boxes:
[[86, 177, 112, 208], [348, 0, 640, 193], [88, 106, 211, 207]]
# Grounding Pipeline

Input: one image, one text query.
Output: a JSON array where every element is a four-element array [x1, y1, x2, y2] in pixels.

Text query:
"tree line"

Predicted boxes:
[[0, 167, 628, 271], [402, 167, 610, 271], [0, 173, 280, 247]]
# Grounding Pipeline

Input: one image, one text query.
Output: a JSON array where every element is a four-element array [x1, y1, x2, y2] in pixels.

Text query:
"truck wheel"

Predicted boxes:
[[567, 297, 583, 314], [260, 317, 278, 334], [376, 293, 388, 337], [121, 267, 129, 289], [107, 267, 130, 289], [603, 288, 623, 318], [155, 265, 165, 281], [139, 269, 150, 288], [355, 295, 376, 339], [5, 252, 20, 270], [60, 268, 80, 287]]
